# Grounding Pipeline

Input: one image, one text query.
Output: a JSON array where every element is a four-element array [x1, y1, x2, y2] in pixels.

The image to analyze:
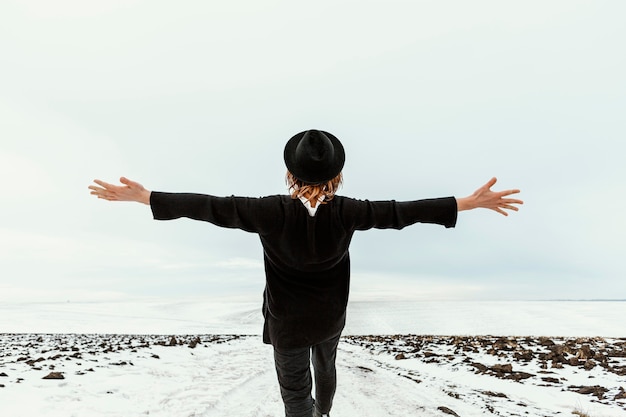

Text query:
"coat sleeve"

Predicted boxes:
[[339, 196, 458, 231], [149, 192, 282, 235]]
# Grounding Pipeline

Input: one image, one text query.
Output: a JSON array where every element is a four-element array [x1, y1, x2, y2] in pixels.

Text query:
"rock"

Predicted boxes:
[[514, 350, 534, 361], [577, 344, 594, 360], [507, 372, 534, 381], [613, 366, 626, 376], [188, 337, 201, 349], [493, 337, 517, 351], [446, 391, 460, 399], [452, 336, 465, 346], [0, 372, 8, 377], [26, 357, 45, 366], [42, 372, 64, 380], [584, 359, 596, 370], [470, 362, 488, 373], [481, 391, 508, 398], [572, 385, 608, 400], [569, 357, 580, 366], [541, 377, 560, 384], [550, 343, 571, 356], [614, 387, 626, 400], [491, 363, 513, 373], [400, 373, 422, 384], [169, 336, 178, 346], [395, 353, 406, 360], [437, 406, 460, 416]]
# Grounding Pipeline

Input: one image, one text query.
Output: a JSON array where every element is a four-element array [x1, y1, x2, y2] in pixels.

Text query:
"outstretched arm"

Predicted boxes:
[[88, 177, 151, 205], [456, 177, 523, 216]]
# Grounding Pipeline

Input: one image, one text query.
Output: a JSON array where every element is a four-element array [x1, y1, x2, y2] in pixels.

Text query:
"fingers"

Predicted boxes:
[[93, 179, 112, 189], [493, 207, 508, 216], [492, 205, 521, 216], [484, 177, 497, 189], [468, 177, 522, 215], [91, 178, 130, 192], [120, 176, 144, 190], [89, 179, 120, 201], [89, 177, 146, 202], [94, 178, 134, 189], [500, 204, 519, 212], [488, 180, 524, 208], [498, 193, 524, 204], [88, 184, 105, 194], [88, 186, 115, 201], [497, 189, 521, 198], [491, 201, 521, 216]]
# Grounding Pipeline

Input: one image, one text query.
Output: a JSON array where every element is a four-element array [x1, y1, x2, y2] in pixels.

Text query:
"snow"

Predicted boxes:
[[1, 300, 625, 416], [2, 299, 624, 336]]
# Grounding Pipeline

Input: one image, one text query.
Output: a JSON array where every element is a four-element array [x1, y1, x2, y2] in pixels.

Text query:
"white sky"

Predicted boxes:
[[1, 0, 625, 302]]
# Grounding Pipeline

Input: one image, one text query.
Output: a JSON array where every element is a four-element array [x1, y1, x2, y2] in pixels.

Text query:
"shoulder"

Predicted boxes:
[[252, 194, 298, 212], [331, 195, 369, 209]]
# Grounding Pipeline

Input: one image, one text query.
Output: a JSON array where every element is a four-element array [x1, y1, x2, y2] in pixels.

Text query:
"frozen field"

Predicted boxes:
[[1, 300, 625, 417], [1, 299, 624, 337]]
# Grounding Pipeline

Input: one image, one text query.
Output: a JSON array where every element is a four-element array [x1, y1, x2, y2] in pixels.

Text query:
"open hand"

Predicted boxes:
[[457, 177, 523, 216], [88, 177, 151, 205]]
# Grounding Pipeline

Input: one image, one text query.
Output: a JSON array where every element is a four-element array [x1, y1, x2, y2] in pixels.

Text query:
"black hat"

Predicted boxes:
[[284, 129, 345, 184]]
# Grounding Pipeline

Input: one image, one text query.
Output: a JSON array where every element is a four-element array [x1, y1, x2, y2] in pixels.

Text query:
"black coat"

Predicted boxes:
[[150, 192, 457, 348]]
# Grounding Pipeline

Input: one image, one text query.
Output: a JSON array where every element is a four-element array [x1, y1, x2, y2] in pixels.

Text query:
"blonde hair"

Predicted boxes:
[[286, 171, 343, 208]]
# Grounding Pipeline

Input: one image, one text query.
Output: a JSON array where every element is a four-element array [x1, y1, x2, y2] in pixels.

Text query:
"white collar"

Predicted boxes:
[[298, 194, 325, 217]]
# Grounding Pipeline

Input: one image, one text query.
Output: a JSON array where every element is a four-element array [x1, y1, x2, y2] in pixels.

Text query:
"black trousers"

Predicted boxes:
[[273, 334, 341, 417]]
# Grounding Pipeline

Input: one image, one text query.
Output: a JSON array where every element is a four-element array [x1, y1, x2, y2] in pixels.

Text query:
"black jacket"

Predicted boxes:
[[150, 192, 457, 348]]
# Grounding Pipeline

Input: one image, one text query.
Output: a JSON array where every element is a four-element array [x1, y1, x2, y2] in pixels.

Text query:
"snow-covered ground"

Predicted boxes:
[[2, 299, 624, 336], [1, 300, 625, 416]]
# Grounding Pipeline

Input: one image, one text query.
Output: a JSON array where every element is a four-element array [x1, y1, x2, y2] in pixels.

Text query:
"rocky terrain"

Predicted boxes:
[[343, 334, 626, 412], [1, 333, 625, 416]]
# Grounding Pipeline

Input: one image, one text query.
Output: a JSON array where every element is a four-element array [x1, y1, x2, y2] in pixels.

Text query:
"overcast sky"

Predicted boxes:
[[1, 1, 624, 303]]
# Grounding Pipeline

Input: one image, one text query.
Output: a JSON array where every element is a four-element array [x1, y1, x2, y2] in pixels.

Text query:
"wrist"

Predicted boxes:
[[140, 189, 152, 205], [456, 196, 476, 212]]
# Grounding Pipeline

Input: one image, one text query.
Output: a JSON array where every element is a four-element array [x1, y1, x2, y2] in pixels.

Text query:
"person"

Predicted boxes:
[[89, 129, 523, 417]]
